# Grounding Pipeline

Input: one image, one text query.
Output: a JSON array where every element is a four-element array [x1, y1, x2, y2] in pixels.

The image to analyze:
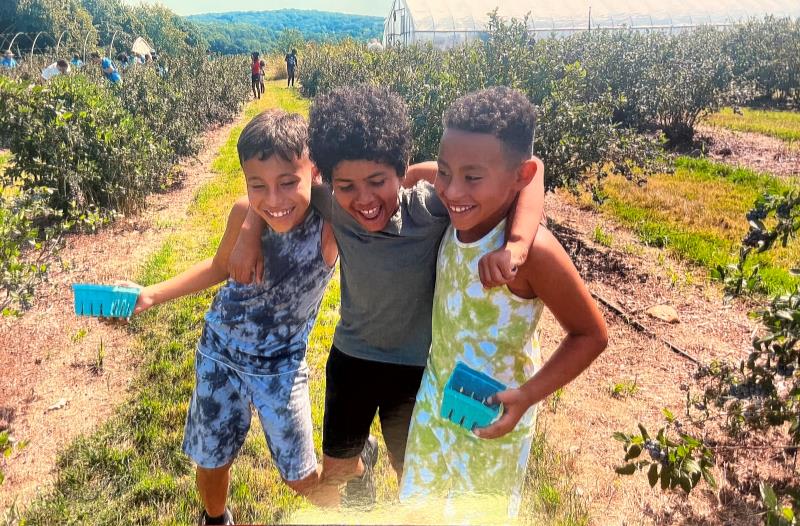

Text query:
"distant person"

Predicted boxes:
[[41, 59, 70, 80], [285, 48, 297, 88], [259, 58, 266, 94], [367, 38, 384, 52], [90, 51, 121, 84], [251, 52, 262, 99], [71, 53, 83, 68], [116, 52, 130, 71], [1, 50, 17, 69]]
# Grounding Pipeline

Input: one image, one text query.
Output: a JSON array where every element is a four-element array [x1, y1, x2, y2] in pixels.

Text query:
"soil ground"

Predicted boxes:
[[0, 115, 244, 512], [696, 124, 800, 179], [2, 114, 798, 523]]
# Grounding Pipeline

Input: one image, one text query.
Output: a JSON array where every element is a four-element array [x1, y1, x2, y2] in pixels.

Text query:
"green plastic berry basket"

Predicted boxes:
[[441, 362, 506, 431], [72, 284, 140, 318]]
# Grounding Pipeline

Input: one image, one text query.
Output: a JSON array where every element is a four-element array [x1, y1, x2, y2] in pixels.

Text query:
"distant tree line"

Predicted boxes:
[[187, 9, 383, 54]]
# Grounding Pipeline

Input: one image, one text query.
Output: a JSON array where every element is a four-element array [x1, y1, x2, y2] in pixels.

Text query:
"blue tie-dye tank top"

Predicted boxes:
[[200, 208, 335, 375]]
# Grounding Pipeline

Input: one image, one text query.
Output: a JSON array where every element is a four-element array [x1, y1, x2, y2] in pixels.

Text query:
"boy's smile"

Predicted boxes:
[[436, 129, 526, 243], [243, 155, 315, 233], [331, 160, 402, 232]]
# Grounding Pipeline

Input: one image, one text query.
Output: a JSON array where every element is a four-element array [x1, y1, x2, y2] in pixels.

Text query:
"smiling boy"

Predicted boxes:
[[116, 109, 337, 524]]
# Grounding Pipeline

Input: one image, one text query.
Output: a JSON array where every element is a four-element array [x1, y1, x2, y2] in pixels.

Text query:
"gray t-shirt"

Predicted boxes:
[[314, 182, 449, 366]]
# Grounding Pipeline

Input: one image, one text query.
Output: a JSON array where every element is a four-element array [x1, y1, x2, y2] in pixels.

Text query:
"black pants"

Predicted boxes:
[[322, 346, 424, 465], [287, 67, 295, 86]]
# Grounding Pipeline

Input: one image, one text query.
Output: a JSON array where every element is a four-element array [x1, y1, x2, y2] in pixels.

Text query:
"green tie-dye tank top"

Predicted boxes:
[[400, 219, 545, 519]]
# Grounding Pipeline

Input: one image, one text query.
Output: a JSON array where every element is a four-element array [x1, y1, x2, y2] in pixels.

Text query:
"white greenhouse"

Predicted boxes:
[[383, 0, 800, 48]]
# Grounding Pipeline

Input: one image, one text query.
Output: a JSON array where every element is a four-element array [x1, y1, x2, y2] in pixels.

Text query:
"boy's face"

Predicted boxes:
[[436, 128, 525, 239], [243, 153, 315, 233], [331, 160, 402, 232]]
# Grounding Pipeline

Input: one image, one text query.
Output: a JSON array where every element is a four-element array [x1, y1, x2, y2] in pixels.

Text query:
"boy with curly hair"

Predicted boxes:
[[399, 87, 608, 520], [230, 85, 544, 507]]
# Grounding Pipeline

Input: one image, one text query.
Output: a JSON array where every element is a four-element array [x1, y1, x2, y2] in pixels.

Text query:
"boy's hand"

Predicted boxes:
[[478, 245, 526, 288], [473, 388, 533, 439], [228, 234, 264, 284]]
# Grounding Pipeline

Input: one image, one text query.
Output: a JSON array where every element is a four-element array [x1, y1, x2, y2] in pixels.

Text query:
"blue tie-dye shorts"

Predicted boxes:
[[182, 351, 317, 481]]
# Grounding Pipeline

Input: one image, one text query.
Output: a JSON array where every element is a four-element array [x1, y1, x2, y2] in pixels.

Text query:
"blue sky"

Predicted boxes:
[[124, 0, 388, 17]]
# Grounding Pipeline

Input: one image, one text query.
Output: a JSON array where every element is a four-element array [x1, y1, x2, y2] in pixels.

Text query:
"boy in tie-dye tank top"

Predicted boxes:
[[115, 110, 337, 525], [399, 87, 609, 521]]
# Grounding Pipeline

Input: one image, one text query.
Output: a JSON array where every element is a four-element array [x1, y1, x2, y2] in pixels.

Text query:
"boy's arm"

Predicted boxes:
[[479, 157, 544, 288], [475, 229, 608, 439], [227, 204, 267, 284], [402, 161, 439, 189], [133, 197, 250, 313]]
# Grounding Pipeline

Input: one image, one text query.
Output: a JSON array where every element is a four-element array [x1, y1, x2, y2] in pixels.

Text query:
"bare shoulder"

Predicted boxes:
[[515, 225, 579, 295]]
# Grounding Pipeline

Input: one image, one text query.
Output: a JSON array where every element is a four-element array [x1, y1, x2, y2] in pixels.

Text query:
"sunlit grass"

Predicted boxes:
[[598, 157, 800, 294], [705, 107, 800, 145]]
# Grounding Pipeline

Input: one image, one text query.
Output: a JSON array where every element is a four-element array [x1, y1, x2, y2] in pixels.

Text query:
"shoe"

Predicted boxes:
[[342, 435, 379, 508], [198, 507, 234, 525]]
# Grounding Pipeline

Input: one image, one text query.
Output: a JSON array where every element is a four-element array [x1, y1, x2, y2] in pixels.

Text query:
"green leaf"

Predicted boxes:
[[624, 444, 642, 461], [612, 432, 629, 443], [660, 465, 670, 490], [661, 408, 675, 422], [615, 463, 637, 475], [637, 423, 650, 441], [648, 463, 659, 487], [678, 474, 692, 493], [683, 458, 701, 474], [760, 482, 778, 509]]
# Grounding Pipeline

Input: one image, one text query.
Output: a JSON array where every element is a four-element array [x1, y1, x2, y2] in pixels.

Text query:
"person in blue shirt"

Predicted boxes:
[[71, 54, 83, 68], [1, 50, 18, 69], [90, 51, 121, 83]]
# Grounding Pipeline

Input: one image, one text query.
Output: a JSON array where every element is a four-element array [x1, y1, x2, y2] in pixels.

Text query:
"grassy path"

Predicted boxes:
[[705, 107, 800, 144], [18, 81, 586, 526]]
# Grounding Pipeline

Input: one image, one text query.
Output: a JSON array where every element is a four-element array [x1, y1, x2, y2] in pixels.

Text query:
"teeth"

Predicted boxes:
[[359, 207, 380, 219], [449, 205, 474, 213], [266, 208, 293, 218]]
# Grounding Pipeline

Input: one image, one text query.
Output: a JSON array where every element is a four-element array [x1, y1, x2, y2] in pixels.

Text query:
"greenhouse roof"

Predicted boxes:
[[399, 0, 800, 32]]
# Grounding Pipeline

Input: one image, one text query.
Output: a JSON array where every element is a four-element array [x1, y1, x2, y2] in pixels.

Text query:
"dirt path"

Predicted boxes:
[[537, 190, 797, 525], [0, 115, 245, 512], [696, 124, 800, 178]]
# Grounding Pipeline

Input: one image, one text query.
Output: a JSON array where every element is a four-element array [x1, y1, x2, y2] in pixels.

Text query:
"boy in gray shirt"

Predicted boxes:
[[230, 85, 544, 508]]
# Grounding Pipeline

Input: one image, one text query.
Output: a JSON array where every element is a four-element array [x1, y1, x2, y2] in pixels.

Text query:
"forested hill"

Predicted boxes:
[[188, 9, 383, 55]]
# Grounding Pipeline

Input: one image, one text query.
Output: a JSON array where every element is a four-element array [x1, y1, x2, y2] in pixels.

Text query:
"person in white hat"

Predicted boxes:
[[1, 50, 18, 69]]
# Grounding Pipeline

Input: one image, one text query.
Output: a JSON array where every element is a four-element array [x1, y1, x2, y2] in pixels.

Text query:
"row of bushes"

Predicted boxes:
[[299, 16, 799, 189], [0, 54, 250, 312]]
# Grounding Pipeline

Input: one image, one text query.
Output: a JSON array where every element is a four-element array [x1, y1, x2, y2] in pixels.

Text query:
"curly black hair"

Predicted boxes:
[[443, 86, 536, 163], [308, 84, 411, 183]]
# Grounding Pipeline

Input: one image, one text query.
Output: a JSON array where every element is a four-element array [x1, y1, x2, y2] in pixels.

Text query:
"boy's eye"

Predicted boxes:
[[437, 170, 450, 179], [465, 175, 482, 182], [369, 179, 385, 187], [336, 184, 353, 192], [281, 180, 298, 188]]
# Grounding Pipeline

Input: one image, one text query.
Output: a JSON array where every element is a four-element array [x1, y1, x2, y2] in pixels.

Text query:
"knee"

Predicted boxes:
[[284, 471, 320, 497]]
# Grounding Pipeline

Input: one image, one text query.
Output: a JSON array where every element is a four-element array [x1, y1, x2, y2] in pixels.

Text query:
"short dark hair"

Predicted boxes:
[[237, 109, 308, 165], [308, 84, 411, 183], [443, 86, 536, 162], [56, 59, 68, 68]]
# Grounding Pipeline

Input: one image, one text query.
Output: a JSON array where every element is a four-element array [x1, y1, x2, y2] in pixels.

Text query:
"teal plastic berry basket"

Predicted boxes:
[[72, 284, 140, 318], [441, 362, 506, 431]]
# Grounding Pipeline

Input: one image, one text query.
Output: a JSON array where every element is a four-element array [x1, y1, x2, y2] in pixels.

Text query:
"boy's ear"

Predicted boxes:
[[311, 165, 322, 185], [515, 157, 541, 189]]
